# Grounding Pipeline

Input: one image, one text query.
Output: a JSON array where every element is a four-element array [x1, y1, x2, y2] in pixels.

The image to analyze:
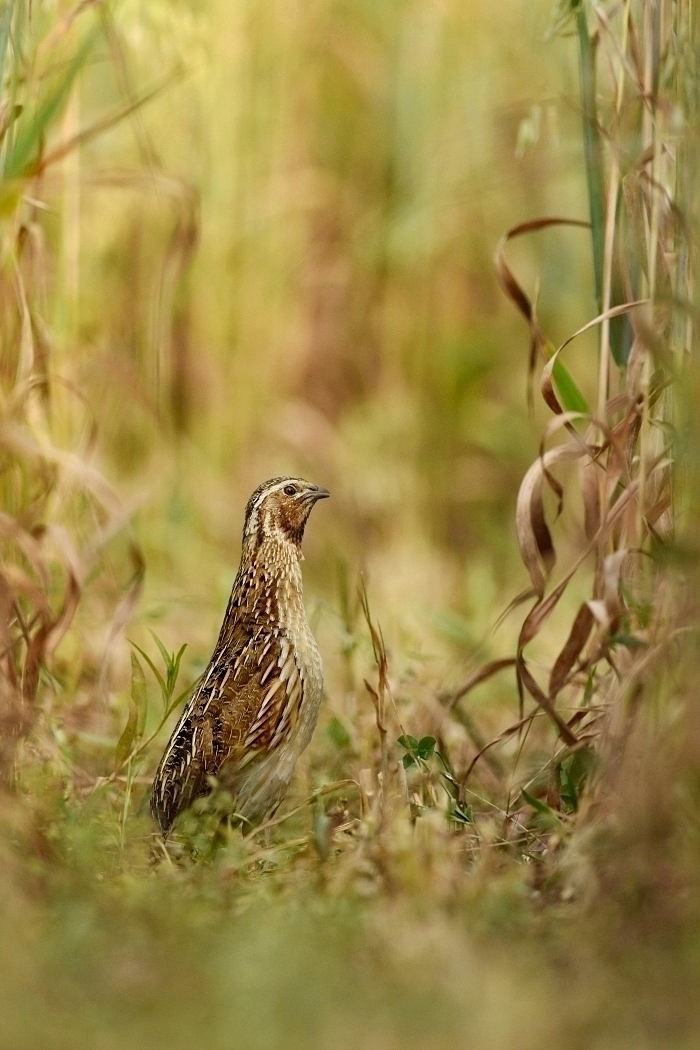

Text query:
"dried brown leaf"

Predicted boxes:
[[517, 657, 579, 745], [580, 426, 602, 540], [516, 443, 587, 597], [549, 603, 595, 698], [461, 710, 539, 790], [494, 216, 590, 407], [441, 658, 516, 711], [541, 300, 648, 416]]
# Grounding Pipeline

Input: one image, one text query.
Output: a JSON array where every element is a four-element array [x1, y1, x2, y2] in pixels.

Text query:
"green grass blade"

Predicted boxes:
[[149, 629, 174, 675], [0, 2, 13, 103], [165, 677, 199, 719], [130, 641, 167, 704], [131, 652, 149, 739], [521, 788, 562, 826], [3, 29, 94, 180], [576, 2, 605, 314], [552, 358, 590, 414], [610, 266, 631, 367]]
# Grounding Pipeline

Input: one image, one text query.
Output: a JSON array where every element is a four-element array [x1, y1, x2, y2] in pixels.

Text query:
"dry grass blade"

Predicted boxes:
[[441, 658, 516, 712], [460, 711, 541, 792], [244, 780, 360, 841], [512, 443, 668, 743], [359, 579, 390, 820], [492, 587, 538, 631], [36, 0, 102, 59], [516, 442, 587, 597], [33, 70, 183, 177], [541, 300, 649, 416], [580, 423, 603, 540], [516, 658, 578, 746], [519, 473, 643, 652], [0, 422, 123, 517], [549, 603, 595, 698], [494, 5, 676, 810], [494, 216, 590, 407], [494, 217, 592, 331]]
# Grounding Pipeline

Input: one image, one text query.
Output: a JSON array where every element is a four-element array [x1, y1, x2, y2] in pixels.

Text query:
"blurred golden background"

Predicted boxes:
[[61, 0, 598, 707]]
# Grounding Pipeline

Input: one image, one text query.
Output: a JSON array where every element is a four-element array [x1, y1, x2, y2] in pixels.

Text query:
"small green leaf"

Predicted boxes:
[[416, 736, 436, 761], [115, 653, 149, 770], [649, 368, 673, 411], [568, 746, 595, 788], [131, 641, 167, 704], [326, 716, 351, 748], [609, 269, 631, 367], [521, 788, 560, 824], [552, 358, 589, 414], [451, 803, 473, 824], [397, 735, 419, 752], [168, 644, 187, 696], [115, 700, 137, 770], [583, 667, 595, 705], [437, 762, 459, 793], [559, 764, 578, 813], [149, 629, 174, 675], [610, 633, 647, 649], [402, 753, 416, 769], [4, 31, 95, 179], [131, 652, 148, 739], [165, 676, 200, 719]]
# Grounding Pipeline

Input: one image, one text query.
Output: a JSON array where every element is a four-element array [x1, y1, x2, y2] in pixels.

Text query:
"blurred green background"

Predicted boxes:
[[64, 0, 598, 693]]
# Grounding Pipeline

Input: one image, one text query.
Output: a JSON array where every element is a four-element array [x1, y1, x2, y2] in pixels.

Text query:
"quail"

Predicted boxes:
[[150, 477, 329, 836]]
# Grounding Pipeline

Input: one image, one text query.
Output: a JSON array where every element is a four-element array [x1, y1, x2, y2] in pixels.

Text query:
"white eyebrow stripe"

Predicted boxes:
[[253, 478, 306, 509]]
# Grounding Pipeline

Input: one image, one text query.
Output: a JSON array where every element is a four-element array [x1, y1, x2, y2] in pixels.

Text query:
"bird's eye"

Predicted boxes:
[[283, 484, 297, 496]]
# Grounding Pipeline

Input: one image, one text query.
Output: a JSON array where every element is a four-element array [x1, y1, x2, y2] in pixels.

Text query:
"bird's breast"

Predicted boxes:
[[281, 604, 323, 752]]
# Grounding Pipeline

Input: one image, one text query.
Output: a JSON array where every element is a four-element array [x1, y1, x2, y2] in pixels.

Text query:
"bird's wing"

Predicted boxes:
[[150, 622, 303, 834]]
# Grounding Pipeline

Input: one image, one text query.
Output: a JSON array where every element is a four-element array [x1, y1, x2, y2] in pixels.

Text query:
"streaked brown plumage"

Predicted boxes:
[[150, 477, 329, 836]]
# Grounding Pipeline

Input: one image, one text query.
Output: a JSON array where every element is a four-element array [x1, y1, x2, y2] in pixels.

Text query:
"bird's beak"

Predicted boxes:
[[305, 486, 330, 504]]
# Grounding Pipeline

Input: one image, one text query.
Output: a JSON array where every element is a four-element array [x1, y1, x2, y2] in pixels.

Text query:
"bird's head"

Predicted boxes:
[[242, 477, 329, 557]]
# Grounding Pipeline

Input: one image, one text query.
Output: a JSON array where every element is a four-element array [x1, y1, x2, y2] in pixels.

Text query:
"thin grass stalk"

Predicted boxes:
[[636, 0, 662, 551], [359, 580, 390, 826], [60, 83, 80, 333], [674, 0, 693, 360], [597, 0, 632, 424], [576, 0, 606, 316]]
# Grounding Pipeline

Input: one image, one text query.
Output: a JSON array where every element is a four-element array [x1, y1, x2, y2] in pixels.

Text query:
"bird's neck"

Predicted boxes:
[[231, 536, 305, 627]]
